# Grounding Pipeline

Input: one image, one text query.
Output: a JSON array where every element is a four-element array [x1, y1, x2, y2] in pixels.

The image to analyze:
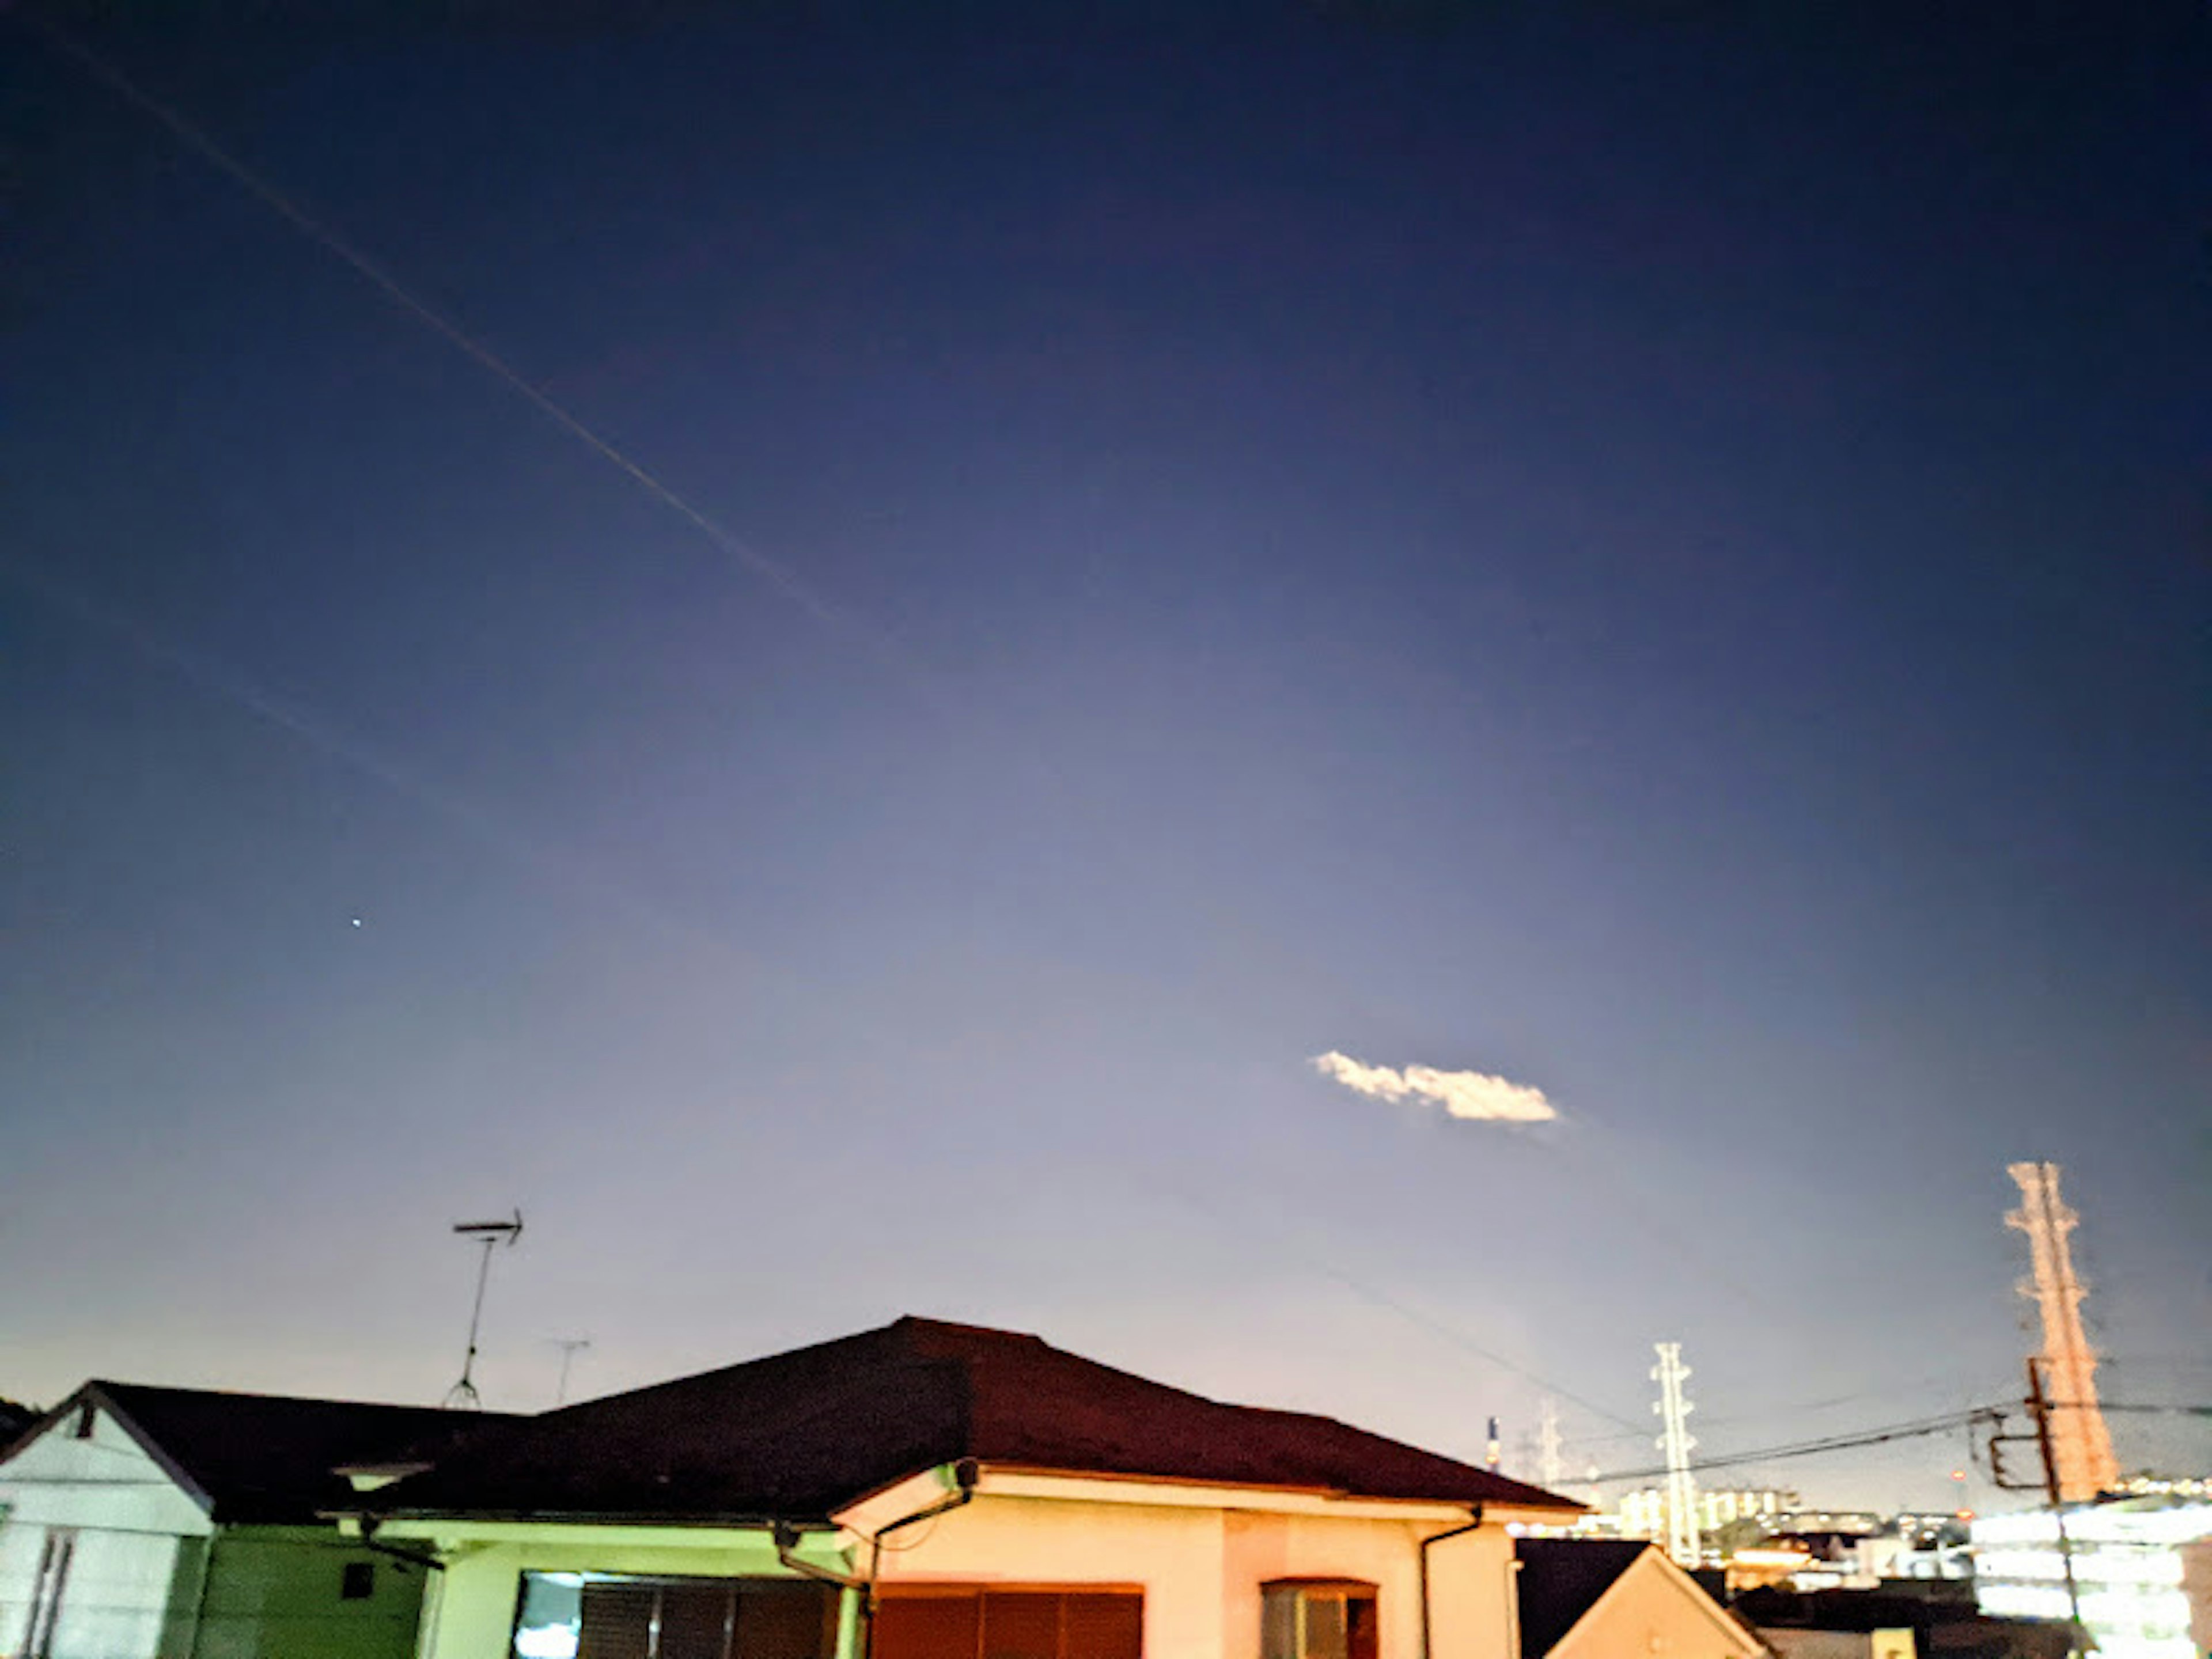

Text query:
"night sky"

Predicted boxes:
[[4, 1, 2206, 1509]]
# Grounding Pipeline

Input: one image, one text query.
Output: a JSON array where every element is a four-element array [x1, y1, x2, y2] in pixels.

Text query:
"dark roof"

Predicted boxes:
[[368, 1315, 1582, 1525], [1515, 1538, 1653, 1657], [75, 1382, 521, 1524]]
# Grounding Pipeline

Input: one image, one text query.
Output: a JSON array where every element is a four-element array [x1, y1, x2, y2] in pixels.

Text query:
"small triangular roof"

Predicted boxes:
[[5, 1381, 518, 1524], [1517, 1538, 1652, 1656], [365, 1315, 1585, 1525]]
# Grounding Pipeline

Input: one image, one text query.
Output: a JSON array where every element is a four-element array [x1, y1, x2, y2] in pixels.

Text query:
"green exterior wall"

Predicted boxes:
[[407, 1527, 861, 1659], [192, 1528, 428, 1659]]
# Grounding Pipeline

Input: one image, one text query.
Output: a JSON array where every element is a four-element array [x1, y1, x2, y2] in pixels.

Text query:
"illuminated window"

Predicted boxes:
[[342, 1562, 376, 1600], [1261, 1581, 1377, 1659], [25, 1530, 76, 1659]]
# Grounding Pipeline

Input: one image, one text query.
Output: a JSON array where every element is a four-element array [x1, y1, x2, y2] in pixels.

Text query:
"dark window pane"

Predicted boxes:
[[340, 1562, 376, 1601], [734, 1584, 836, 1659], [578, 1583, 657, 1659], [1346, 1594, 1377, 1659], [658, 1583, 732, 1659]]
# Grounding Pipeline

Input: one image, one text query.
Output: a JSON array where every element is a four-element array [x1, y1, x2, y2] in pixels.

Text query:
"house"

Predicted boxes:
[[1514, 1537, 1766, 1659], [349, 1315, 1586, 1659], [0, 1381, 513, 1659]]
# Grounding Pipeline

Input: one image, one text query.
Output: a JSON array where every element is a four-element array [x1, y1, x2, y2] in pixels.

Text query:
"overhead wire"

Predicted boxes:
[[1586, 1406, 1998, 1486]]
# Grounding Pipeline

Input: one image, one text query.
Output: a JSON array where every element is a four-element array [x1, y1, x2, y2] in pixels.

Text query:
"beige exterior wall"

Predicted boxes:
[[869, 1484, 1514, 1659], [1548, 1551, 1766, 1659]]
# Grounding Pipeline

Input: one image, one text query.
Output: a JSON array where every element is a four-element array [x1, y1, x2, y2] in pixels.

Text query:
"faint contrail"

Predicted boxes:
[[1312, 1050, 1558, 1122], [22, 11, 926, 691], [4, 559, 762, 966]]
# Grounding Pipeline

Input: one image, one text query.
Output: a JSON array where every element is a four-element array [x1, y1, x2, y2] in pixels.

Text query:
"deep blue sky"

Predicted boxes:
[[3, 1, 2206, 1508]]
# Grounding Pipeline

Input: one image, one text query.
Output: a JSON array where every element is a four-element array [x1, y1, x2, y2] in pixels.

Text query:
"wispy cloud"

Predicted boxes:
[[1311, 1051, 1558, 1123]]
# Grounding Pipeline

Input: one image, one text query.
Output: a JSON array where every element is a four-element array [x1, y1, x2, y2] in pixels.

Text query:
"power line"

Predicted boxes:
[[1588, 1407, 1995, 1486]]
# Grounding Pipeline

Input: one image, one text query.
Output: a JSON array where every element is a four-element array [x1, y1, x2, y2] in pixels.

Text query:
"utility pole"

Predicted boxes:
[[1652, 1342, 1700, 1567], [1538, 1396, 1565, 1492], [2005, 1162, 2119, 1501], [1986, 1361, 2085, 1654], [2025, 1357, 2084, 1645]]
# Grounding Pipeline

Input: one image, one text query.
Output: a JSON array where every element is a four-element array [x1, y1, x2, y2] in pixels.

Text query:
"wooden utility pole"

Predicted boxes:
[[2025, 1358, 2085, 1651]]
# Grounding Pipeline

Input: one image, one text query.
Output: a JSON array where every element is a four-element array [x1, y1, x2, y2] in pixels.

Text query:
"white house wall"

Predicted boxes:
[[0, 1404, 213, 1659]]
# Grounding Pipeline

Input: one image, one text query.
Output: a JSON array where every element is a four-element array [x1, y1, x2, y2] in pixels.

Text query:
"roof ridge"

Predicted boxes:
[[95, 1381, 522, 1417]]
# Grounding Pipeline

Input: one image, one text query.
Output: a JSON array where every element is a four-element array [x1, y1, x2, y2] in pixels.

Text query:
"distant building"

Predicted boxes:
[[1618, 1487, 1798, 1541], [1972, 1496, 2212, 1659], [1740, 1586, 2071, 1659]]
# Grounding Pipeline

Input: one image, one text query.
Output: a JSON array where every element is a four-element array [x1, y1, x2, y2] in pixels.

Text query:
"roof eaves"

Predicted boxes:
[[342, 1506, 832, 1530], [81, 1384, 219, 1519]]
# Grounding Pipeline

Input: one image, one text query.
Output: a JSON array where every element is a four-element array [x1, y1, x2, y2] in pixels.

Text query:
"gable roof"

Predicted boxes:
[[365, 1315, 1582, 1525], [25, 1382, 523, 1524], [1515, 1538, 1654, 1657]]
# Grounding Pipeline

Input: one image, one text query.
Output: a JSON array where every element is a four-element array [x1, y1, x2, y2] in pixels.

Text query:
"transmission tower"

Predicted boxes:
[[1538, 1396, 1565, 1492], [2005, 1162, 2119, 1501], [1652, 1342, 1700, 1566]]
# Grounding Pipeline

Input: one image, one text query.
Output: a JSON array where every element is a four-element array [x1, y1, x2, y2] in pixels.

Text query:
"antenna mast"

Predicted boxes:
[[445, 1210, 523, 1409], [550, 1336, 593, 1407], [1538, 1396, 1565, 1491]]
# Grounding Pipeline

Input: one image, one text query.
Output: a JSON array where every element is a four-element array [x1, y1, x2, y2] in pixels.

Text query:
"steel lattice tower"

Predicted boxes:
[[1652, 1342, 1700, 1566], [1538, 1396, 1565, 1492], [2006, 1161, 2120, 1501]]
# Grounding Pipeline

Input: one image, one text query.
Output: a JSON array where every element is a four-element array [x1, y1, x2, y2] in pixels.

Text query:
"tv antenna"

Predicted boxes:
[[549, 1336, 593, 1407], [444, 1210, 523, 1408]]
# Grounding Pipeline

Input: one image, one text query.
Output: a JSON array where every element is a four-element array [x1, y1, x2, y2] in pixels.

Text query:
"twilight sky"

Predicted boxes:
[[3, 1, 2206, 1509]]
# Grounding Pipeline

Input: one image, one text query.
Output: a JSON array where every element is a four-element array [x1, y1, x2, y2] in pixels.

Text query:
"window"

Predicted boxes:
[[342, 1561, 377, 1600], [873, 1589, 1142, 1659], [1260, 1581, 1376, 1659], [23, 1529, 76, 1659], [71, 1403, 95, 1440], [511, 1573, 837, 1659]]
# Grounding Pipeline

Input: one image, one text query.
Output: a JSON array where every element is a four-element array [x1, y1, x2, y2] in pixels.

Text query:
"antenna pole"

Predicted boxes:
[[444, 1210, 523, 1409], [1539, 1396, 1565, 1491], [551, 1337, 593, 1407]]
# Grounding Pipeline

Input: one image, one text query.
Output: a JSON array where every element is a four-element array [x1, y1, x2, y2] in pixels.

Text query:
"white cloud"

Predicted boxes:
[[1311, 1050, 1558, 1123]]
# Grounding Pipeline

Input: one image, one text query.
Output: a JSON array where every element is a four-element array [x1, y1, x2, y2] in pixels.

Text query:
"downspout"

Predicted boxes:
[[859, 1459, 980, 1659], [1418, 1507, 1486, 1659]]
